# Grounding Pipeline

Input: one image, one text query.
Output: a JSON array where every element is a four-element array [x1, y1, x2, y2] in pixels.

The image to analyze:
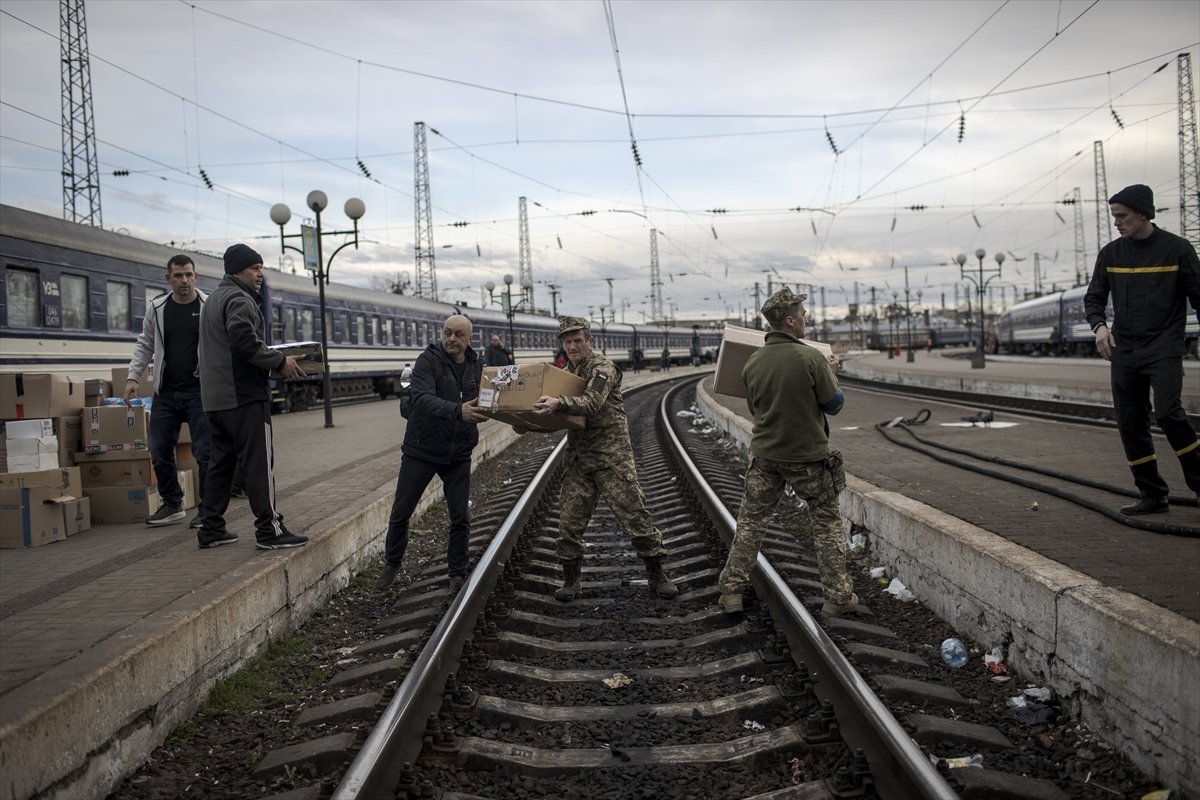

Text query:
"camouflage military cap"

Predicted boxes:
[[558, 316, 590, 336], [760, 286, 808, 320]]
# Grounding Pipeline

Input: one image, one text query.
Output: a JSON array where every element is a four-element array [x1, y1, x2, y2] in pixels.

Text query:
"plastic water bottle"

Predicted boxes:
[[940, 638, 968, 669]]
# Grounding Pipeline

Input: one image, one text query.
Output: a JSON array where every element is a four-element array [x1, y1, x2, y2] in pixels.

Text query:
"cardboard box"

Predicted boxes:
[[6, 435, 60, 472], [112, 367, 154, 399], [82, 406, 149, 453], [85, 378, 111, 407], [712, 323, 834, 398], [0, 465, 82, 499], [1, 373, 87, 420], [269, 341, 325, 378], [478, 363, 587, 431], [5, 418, 55, 439], [0, 486, 69, 548], [55, 416, 82, 467], [85, 484, 161, 525], [178, 469, 195, 509], [63, 496, 91, 535], [6, 454, 58, 472], [76, 451, 156, 488]]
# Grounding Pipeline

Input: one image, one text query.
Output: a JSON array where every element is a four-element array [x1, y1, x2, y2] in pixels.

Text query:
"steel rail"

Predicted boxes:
[[332, 436, 567, 800], [657, 379, 957, 800]]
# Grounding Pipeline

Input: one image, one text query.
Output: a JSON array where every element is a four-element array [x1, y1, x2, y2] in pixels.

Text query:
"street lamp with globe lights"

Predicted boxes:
[[955, 248, 1005, 368], [270, 191, 365, 427], [484, 274, 533, 357]]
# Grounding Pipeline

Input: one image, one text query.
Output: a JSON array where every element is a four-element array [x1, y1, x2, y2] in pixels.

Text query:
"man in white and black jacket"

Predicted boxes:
[[125, 255, 209, 529], [195, 244, 307, 550]]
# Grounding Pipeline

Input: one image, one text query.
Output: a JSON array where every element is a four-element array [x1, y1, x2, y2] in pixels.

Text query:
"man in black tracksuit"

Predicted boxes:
[[375, 314, 487, 592], [1084, 184, 1200, 515], [196, 244, 308, 549]]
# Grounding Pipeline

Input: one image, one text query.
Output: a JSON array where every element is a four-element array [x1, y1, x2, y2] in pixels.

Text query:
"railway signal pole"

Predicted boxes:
[[270, 192, 365, 428], [955, 249, 1005, 369]]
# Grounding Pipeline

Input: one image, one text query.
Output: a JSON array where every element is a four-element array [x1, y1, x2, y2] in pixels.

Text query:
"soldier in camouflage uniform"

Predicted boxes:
[[717, 287, 858, 617], [527, 316, 678, 601]]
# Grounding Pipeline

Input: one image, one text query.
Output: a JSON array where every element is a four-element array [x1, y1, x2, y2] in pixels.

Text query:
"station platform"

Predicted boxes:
[[697, 350, 1199, 793], [0, 364, 704, 800]]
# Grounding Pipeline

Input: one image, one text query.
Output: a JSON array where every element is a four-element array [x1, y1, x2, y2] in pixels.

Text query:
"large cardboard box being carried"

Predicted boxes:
[[82, 406, 150, 453], [269, 341, 325, 378], [86, 484, 161, 525], [0, 486, 69, 548], [0, 373, 87, 420], [712, 323, 834, 399], [478, 363, 587, 432]]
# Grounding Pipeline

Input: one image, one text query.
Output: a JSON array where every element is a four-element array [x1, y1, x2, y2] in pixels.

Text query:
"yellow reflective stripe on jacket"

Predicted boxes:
[[1107, 265, 1180, 274]]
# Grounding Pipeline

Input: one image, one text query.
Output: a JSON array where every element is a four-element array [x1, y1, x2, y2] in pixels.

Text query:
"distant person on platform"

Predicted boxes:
[[376, 314, 487, 593], [195, 244, 308, 550], [1085, 183, 1200, 514], [661, 346, 671, 371], [484, 333, 514, 367], [522, 316, 678, 602], [717, 287, 858, 617], [125, 254, 210, 529]]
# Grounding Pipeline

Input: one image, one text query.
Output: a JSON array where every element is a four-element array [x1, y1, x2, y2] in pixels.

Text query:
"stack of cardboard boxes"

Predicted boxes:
[[0, 369, 196, 545], [0, 373, 92, 547]]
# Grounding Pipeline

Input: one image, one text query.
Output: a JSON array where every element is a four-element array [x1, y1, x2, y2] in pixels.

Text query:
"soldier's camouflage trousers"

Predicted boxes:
[[718, 454, 854, 604], [555, 457, 669, 562]]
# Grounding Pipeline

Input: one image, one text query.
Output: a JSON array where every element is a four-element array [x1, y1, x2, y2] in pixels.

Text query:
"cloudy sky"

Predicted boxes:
[[1, 0, 1197, 323]]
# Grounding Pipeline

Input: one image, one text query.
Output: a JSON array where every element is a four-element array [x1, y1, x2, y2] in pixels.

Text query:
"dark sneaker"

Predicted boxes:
[[146, 504, 185, 526], [448, 575, 465, 594], [198, 530, 238, 549], [256, 531, 309, 550], [1120, 496, 1169, 516], [375, 562, 401, 591], [188, 514, 203, 529]]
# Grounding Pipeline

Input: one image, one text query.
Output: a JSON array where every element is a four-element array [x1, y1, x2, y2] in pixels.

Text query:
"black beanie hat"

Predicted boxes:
[[1108, 184, 1155, 219], [223, 243, 263, 274]]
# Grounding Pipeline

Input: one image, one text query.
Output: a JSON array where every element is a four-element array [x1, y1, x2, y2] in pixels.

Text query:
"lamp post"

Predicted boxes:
[[955, 248, 1005, 369], [270, 191, 365, 428], [484, 273, 533, 356]]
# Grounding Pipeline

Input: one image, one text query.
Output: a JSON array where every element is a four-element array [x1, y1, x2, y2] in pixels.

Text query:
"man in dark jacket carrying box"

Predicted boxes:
[[376, 314, 487, 593]]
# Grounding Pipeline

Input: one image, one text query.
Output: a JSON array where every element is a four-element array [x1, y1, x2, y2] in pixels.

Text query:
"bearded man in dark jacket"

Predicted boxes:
[[376, 314, 487, 592]]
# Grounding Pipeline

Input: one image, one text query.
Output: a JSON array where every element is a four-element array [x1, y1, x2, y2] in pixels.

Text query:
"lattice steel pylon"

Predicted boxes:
[[60, 0, 101, 226], [518, 196, 534, 311], [649, 228, 663, 322], [412, 121, 438, 300], [1179, 52, 1199, 249], [1071, 187, 1086, 286], [1093, 141, 1109, 254]]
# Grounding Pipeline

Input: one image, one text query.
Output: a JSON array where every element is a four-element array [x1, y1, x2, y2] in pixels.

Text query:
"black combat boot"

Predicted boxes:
[[643, 556, 678, 599], [554, 559, 582, 602]]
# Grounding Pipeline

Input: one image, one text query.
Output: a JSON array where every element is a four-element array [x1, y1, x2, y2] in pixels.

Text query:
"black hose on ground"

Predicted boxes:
[[874, 411, 1200, 538]]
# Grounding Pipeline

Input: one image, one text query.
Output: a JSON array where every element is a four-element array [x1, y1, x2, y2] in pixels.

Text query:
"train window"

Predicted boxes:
[[5, 268, 38, 327], [271, 306, 283, 341], [284, 307, 296, 342], [60, 274, 89, 329], [404, 321, 413, 346], [106, 281, 132, 332], [382, 318, 392, 346], [324, 311, 332, 344], [371, 316, 380, 345], [301, 309, 314, 341], [339, 313, 350, 344], [355, 315, 365, 344]]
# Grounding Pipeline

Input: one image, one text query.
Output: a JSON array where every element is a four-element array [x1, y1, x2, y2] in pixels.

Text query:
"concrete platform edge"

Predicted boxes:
[[695, 379, 1200, 794], [0, 422, 521, 800]]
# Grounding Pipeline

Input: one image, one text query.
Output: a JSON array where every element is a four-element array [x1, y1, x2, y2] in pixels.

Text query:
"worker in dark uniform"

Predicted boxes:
[[522, 317, 678, 601], [717, 287, 858, 616], [1085, 184, 1200, 514]]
